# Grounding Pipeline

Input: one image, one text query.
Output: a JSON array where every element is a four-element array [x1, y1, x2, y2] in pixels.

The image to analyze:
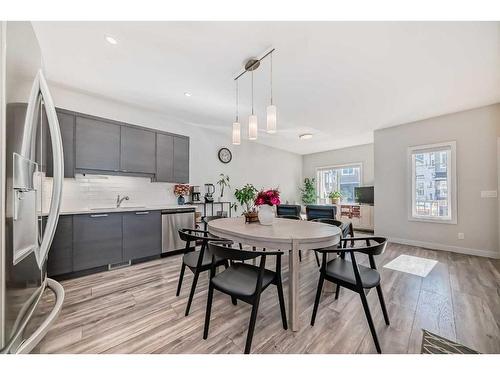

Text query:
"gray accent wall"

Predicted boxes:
[[374, 103, 500, 258]]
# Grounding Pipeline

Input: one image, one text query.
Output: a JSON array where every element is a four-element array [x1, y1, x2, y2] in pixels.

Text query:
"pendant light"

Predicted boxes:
[[248, 69, 258, 140], [266, 51, 277, 134], [232, 79, 241, 145]]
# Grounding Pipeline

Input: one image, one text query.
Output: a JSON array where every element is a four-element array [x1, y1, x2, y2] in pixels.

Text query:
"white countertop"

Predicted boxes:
[[44, 204, 197, 216]]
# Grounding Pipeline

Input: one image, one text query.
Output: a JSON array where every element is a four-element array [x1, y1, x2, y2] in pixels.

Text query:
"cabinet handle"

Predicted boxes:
[[135, 211, 150, 215], [90, 214, 108, 218]]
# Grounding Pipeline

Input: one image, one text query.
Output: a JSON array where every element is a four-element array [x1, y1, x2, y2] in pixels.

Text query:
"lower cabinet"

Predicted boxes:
[[73, 213, 123, 272], [122, 211, 161, 260], [47, 215, 73, 277]]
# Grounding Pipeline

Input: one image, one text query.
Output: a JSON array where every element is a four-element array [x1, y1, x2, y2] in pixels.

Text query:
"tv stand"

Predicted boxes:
[[334, 203, 374, 231]]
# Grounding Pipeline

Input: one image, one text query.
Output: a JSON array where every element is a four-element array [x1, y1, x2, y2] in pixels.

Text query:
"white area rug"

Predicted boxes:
[[383, 254, 438, 277]]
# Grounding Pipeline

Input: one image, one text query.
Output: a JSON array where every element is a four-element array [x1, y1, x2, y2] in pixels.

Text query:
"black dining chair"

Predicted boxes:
[[305, 204, 337, 221], [176, 228, 230, 316], [311, 218, 354, 242], [203, 241, 288, 354], [310, 237, 390, 353], [276, 204, 301, 217]]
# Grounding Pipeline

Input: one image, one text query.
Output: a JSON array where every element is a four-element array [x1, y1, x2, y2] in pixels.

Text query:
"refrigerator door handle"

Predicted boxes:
[[21, 70, 64, 268]]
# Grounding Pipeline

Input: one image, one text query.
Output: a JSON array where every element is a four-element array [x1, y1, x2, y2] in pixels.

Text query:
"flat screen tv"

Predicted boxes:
[[354, 186, 374, 205]]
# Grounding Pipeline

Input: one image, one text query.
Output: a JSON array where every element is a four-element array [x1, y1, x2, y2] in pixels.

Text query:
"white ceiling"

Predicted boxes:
[[32, 21, 500, 155]]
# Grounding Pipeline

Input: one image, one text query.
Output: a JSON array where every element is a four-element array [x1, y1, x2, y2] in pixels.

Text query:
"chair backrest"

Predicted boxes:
[[361, 237, 387, 256], [311, 217, 343, 227], [277, 214, 301, 220], [276, 204, 301, 217], [201, 215, 224, 231], [178, 228, 210, 243], [208, 241, 281, 262], [306, 205, 337, 221]]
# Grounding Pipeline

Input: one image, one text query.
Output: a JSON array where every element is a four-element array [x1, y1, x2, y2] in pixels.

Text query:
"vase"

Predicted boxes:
[[177, 195, 185, 205], [258, 205, 275, 225]]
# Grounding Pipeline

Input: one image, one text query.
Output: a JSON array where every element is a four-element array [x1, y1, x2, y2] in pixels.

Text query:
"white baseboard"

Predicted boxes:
[[387, 237, 500, 259]]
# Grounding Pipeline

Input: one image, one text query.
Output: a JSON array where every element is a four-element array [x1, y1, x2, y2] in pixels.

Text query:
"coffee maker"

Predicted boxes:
[[191, 186, 201, 202], [204, 183, 215, 203]]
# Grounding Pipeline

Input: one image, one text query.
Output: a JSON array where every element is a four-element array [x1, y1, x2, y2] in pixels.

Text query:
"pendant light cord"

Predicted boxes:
[[235, 79, 239, 122], [270, 52, 273, 106], [251, 70, 254, 115]]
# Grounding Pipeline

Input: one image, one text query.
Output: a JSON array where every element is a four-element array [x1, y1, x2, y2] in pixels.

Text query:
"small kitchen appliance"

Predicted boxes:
[[204, 183, 215, 203], [191, 186, 201, 202]]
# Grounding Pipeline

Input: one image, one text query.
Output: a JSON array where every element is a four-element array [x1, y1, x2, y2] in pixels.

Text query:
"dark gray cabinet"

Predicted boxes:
[[173, 136, 189, 183], [46, 215, 73, 276], [73, 213, 123, 271], [75, 116, 121, 172], [156, 133, 174, 182], [120, 126, 156, 174], [46, 110, 75, 178], [122, 211, 161, 260]]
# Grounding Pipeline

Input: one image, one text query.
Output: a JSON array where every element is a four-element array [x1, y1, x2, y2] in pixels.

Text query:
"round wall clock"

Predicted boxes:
[[218, 147, 232, 164]]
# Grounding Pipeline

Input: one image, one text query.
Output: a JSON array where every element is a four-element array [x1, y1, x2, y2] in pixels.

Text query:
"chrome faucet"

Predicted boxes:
[[116, 194, 130, 208]]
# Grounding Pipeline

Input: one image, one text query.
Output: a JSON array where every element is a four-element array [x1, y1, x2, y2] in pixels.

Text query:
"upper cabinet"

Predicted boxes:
[[173, 136, 189, 183], [120, 126, 156, 174], [46, 109, 75, 178], [75, 116, 121, 172], [156, 133, 174, 182]]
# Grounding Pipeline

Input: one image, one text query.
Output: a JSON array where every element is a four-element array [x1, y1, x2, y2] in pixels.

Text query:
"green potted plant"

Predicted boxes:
[[299, 178, 316, 204], [328, 191, 342, 204], [216, 173, 230, 201], [234, 183, 258, 222]]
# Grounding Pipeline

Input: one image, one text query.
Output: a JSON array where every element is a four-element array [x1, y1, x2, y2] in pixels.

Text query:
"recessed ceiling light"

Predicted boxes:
[[299, 133, 313, 140], [105, 35, 118, 45], [184, 92, 192, 97]]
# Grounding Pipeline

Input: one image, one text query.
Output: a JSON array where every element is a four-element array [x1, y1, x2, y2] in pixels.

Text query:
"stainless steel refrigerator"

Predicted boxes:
[[1, 21, 65, 353]]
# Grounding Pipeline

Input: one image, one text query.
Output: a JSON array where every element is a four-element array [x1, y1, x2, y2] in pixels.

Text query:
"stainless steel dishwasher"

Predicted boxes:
[[161, 208, 196, 254]]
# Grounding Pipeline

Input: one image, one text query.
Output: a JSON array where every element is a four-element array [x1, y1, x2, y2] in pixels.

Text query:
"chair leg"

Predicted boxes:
[[314, 251, 320, 267], [335, 283, 341, 300], [203, 284, 214, 339], [359, 289, 381, 353], [176, 263, 186, 297], [185, 270, 200, 316], [299, 250, 302, 262], [244, 299, 261, 354], [376, 285, 390, 325], [231, 297, 238, 305], [310, 273, 325, 326], [276, 280, 288, 330]]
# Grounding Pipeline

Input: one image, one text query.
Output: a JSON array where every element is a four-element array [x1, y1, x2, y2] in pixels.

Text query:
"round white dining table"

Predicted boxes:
[[207, 217, 341, 331]]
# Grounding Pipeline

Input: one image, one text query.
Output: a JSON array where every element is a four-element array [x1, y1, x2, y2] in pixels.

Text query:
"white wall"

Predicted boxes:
[[302, 142, 374, 184], [374, 104, 500, 258], [43, 84, 302, 214]]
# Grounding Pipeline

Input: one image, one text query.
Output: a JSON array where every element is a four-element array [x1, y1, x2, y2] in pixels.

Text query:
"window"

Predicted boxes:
[[316, 164, 362, 203], [409, 141, 456, 223]]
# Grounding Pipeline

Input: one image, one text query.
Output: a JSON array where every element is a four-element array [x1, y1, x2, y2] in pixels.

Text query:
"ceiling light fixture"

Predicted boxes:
[[184, 92, 192, 97], [105, 35, 118, 45], [266, 51, 277, 134], [299, 133, 313, 140], [231, 48, 276, 144], [232, 80, 241, 145]]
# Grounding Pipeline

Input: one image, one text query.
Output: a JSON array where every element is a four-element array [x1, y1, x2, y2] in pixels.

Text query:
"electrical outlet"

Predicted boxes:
[[458, 232, 465, 240]]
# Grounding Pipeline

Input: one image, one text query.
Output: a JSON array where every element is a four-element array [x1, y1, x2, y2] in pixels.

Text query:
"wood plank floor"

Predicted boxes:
[[31, 242, 500, 354]]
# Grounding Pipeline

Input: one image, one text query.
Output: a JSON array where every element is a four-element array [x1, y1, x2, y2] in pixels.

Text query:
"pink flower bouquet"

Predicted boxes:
[[174, 184, 190, 197], [254, 188, 281, 206]]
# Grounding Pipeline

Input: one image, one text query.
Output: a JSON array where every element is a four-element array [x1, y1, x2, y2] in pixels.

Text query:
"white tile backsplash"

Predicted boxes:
[[41, 174, 177, 212]]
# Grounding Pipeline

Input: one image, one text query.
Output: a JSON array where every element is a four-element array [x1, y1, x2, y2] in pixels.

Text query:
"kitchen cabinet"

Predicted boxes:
[[120, 126, 156, 174], [46, 110, 75, 178], [122, 211, 161, 260], [73, 213, 123, 271], [46, 215, 73, 276], [155, 133, 174, 182], [75, 116, 121, 172], [173, 136, 189, 183]]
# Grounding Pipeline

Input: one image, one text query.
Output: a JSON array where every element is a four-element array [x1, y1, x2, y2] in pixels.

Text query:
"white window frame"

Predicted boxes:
[[408, 141, 457, 224], [316, 162, 363, 204]]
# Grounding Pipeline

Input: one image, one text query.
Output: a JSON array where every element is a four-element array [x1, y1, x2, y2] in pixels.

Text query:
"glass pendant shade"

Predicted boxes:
[[232, 122, 241, 145], [248, 115, 258, 140], [266, 105, 277, 134]]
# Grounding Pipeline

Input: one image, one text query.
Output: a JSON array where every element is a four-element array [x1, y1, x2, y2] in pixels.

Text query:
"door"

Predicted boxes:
[[46, 215, 73, 276], [75, 116, 120, 172], [46, 110, 75, 178], [156, 133, 174, 182], [73, 213, 123, 271], [173, 136, 189, 183], [122, 211, 161, 260], [120, 126, 156, 174]]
